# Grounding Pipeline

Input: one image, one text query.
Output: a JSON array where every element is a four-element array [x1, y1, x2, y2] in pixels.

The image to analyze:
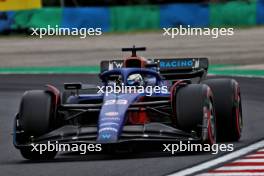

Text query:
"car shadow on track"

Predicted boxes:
[[8, 151, 214, 164]]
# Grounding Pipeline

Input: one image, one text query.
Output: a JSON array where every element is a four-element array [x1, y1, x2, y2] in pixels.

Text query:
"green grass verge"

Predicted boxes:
[[0, 64, 263, 77], [208, 64, 264, 77], [209, 69, 264, 76]]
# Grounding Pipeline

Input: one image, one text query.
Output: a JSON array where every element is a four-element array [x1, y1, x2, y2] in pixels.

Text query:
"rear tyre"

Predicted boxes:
[[18, 90, 57, 159], [174, 84, 217, 144], [202, 79, 242, 142]]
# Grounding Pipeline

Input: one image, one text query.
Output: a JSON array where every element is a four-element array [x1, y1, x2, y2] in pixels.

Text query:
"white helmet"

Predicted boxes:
[[127, 74, 144, 86]]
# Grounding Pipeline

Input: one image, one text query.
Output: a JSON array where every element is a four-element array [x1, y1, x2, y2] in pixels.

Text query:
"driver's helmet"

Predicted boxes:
[[127, 74, 144, 86]]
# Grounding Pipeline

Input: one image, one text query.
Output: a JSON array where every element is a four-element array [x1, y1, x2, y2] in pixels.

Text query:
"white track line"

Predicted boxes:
[[233, 159, 264, 162], [215, 166, 264, 170], [246, 154, 264, 157], [167, 140, 264, 176]]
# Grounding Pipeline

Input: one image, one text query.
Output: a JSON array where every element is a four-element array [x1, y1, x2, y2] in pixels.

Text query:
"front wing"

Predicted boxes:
[[14, 123, 201, 148]]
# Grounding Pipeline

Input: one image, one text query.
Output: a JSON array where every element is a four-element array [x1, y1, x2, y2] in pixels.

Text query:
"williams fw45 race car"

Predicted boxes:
[[13, 46, 243, 160]]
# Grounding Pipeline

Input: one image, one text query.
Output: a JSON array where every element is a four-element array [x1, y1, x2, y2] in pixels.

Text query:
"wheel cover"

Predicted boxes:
[[207, 100, 216, 144], [235, 90, 243, 136]]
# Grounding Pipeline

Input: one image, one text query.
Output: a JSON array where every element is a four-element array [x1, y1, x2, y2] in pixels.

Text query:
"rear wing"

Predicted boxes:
[[100, 58, 209, 80], [155, 58, 208, 80]]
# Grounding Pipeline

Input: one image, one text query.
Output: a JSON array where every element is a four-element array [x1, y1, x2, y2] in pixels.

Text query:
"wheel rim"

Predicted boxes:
[[235, 90, 243, 135], [203, 97, 216, 144], [207, 100, 216, 144]]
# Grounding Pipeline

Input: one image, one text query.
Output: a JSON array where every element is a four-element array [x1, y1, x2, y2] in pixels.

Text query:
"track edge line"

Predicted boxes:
[[167, 139, 264, 176]]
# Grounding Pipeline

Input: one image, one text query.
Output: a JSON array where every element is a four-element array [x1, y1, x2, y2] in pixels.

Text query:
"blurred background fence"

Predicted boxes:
[[0, 0, 263, 33]]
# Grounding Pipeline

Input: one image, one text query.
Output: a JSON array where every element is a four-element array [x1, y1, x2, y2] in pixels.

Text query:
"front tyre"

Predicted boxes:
[[19, 90, 55, 136], [174, 84, 217, 144], [18, 90, 57, 159]]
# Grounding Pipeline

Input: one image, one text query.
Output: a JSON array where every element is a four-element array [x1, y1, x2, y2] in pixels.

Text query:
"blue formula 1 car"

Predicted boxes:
[[13, 46, 243, 160]]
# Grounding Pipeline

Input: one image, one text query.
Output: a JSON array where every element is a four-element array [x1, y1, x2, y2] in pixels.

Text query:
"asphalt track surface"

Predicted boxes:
[[0, 74, 263, 176]]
